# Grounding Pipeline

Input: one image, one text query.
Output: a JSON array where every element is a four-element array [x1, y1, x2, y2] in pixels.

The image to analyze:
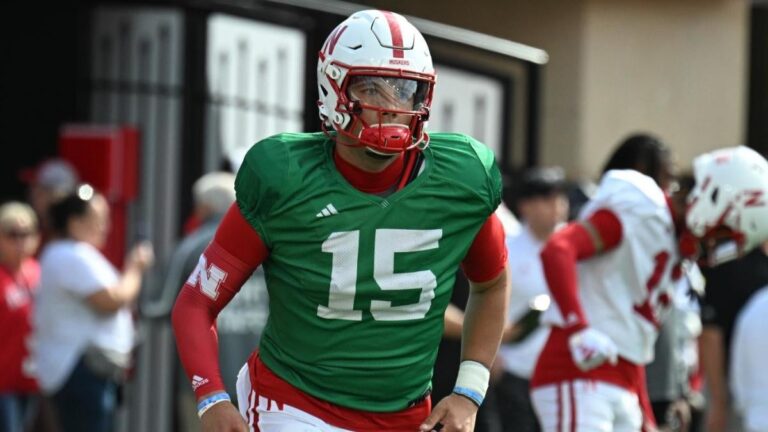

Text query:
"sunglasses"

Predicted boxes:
[[1, 229, 37, 240]]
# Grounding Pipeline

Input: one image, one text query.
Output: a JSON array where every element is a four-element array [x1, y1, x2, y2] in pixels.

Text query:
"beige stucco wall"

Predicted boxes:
[[354, 0, 748, 179], [580, 0, 748, 178]]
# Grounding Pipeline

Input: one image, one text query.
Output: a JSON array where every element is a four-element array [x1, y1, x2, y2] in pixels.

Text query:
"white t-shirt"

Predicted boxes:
[[731, 286, 768, 432], [541, 170, 678, 364], [34, 240, 135, 393], [495, 201, 521, 237], [498, 225, 551, 378]]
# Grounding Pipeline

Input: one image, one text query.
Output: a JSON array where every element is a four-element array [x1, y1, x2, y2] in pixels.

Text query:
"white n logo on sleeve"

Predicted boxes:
[[187, 254, 228, 300]]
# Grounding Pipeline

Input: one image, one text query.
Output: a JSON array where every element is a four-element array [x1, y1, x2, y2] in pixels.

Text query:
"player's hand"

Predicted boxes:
[[200, 401, 248, 432], [568, 327, 618, 371], [659, 398, 691, 432], [419, 393, 477, 432]]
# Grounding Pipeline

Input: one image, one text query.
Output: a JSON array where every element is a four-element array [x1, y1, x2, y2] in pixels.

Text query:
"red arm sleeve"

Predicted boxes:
[[461, 214, 508, 283], [540, 208, 623, 328], [171, 203, 269, 399]]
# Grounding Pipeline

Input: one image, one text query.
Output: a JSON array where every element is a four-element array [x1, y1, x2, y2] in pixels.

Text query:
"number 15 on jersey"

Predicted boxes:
[[318, 229, 443, 322]]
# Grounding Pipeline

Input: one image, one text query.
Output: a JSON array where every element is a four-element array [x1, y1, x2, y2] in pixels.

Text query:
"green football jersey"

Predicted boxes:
[[235, 132, 502, 412]]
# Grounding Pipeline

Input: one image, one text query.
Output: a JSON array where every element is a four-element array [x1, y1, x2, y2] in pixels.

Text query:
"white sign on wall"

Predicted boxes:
[[429, 65, 504, 158], [206, 14, 306, 171]]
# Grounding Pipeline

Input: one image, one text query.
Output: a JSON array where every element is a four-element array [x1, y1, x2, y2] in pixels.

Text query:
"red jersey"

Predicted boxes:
[[0, 258, 40, 393]]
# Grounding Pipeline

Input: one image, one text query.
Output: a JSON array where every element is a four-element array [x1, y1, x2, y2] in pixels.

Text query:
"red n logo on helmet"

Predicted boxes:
[[744, 190, 765, 207], [323, 25, 348, 56]]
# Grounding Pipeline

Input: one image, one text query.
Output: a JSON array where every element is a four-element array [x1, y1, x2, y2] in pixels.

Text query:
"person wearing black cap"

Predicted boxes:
[[485, 166, 569, 432]]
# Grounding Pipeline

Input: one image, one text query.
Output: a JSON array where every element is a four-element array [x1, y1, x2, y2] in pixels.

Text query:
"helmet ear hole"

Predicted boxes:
[[326, 65, 342, 81], [710, 187, 719, 204], [333, 112, 350, 128]]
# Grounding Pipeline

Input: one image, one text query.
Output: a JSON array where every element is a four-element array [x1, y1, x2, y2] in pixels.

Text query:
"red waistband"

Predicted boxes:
[[530, 326, 657, 429], [530, 326, 643, 392], [248, 352, 431, 431]]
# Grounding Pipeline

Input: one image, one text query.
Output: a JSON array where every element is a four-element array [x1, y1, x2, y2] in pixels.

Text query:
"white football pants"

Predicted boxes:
[[531, 380, 642, 432], [235, 362, 354, 432]]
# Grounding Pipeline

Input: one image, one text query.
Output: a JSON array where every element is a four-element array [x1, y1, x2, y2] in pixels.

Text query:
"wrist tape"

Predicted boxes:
[[452, 360, 490, 407]]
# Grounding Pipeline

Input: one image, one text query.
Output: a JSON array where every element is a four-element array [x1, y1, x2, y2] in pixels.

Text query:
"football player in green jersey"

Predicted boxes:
[[173, 10, 510, 432]]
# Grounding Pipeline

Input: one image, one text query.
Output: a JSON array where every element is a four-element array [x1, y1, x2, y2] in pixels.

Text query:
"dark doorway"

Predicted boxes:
[[0, 2, 86, 201], [748, 2, 768, 155]]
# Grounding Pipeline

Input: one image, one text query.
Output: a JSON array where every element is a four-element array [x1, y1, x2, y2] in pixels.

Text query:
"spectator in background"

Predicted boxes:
[[157, 172, 268, 429], [21, 159, 79, 248], [729, 241, 768, 432], [34, 184, 154, 432], [0, 202, 41, 432], [181, 161, 237, 235], [487, 166, 568, 432], [697, 236, 768, 432], [163, 172, 239, 293]]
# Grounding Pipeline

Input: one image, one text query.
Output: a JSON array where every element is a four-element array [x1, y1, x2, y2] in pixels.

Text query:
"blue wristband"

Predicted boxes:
[[453, 386, 484, 407], [197, 392, 231, 417]]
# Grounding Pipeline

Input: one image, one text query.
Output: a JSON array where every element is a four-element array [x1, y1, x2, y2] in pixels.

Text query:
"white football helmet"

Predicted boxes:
[[686, 146, 768, 264], [317, 10, 436, 154]]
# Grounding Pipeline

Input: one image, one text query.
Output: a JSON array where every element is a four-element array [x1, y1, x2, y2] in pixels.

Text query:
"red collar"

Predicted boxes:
[[333, 149, 405, 194]]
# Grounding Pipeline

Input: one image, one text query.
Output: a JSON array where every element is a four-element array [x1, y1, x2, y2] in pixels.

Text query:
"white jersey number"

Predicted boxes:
[[317, 229, 442, 322]]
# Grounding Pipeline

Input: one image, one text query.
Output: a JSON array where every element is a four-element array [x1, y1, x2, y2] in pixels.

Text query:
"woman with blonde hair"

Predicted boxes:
[[0, 201, 41, 432]]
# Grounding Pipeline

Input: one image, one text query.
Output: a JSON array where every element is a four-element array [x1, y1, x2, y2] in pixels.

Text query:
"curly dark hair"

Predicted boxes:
[[602, 133, 671, 186]]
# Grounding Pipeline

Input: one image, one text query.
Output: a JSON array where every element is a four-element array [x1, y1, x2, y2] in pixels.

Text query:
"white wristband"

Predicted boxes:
[[453, 360, 490, 406]]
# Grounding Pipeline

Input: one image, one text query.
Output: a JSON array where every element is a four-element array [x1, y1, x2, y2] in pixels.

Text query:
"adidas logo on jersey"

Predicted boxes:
[[316, 203, 339, 218], [192, 375, 209, 390]]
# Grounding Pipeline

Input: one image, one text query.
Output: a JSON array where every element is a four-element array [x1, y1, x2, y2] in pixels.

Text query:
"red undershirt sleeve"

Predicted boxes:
[[171, 204, 269, 399], [461, 214, 508, 283], [539, 208, 623, 328]]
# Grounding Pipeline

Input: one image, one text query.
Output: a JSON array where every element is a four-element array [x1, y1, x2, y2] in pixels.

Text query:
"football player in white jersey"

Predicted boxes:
[[530, 133, 679, 431], [684, 146, 768, 432]]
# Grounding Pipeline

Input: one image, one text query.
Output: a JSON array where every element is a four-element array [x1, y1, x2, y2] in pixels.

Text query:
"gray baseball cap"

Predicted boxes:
[[32, 159, 79, 193]]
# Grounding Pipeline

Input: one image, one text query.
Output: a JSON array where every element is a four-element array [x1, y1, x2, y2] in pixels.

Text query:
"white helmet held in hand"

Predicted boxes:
[[686, 146, 768, 264], [317, 10, 436, 154]]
